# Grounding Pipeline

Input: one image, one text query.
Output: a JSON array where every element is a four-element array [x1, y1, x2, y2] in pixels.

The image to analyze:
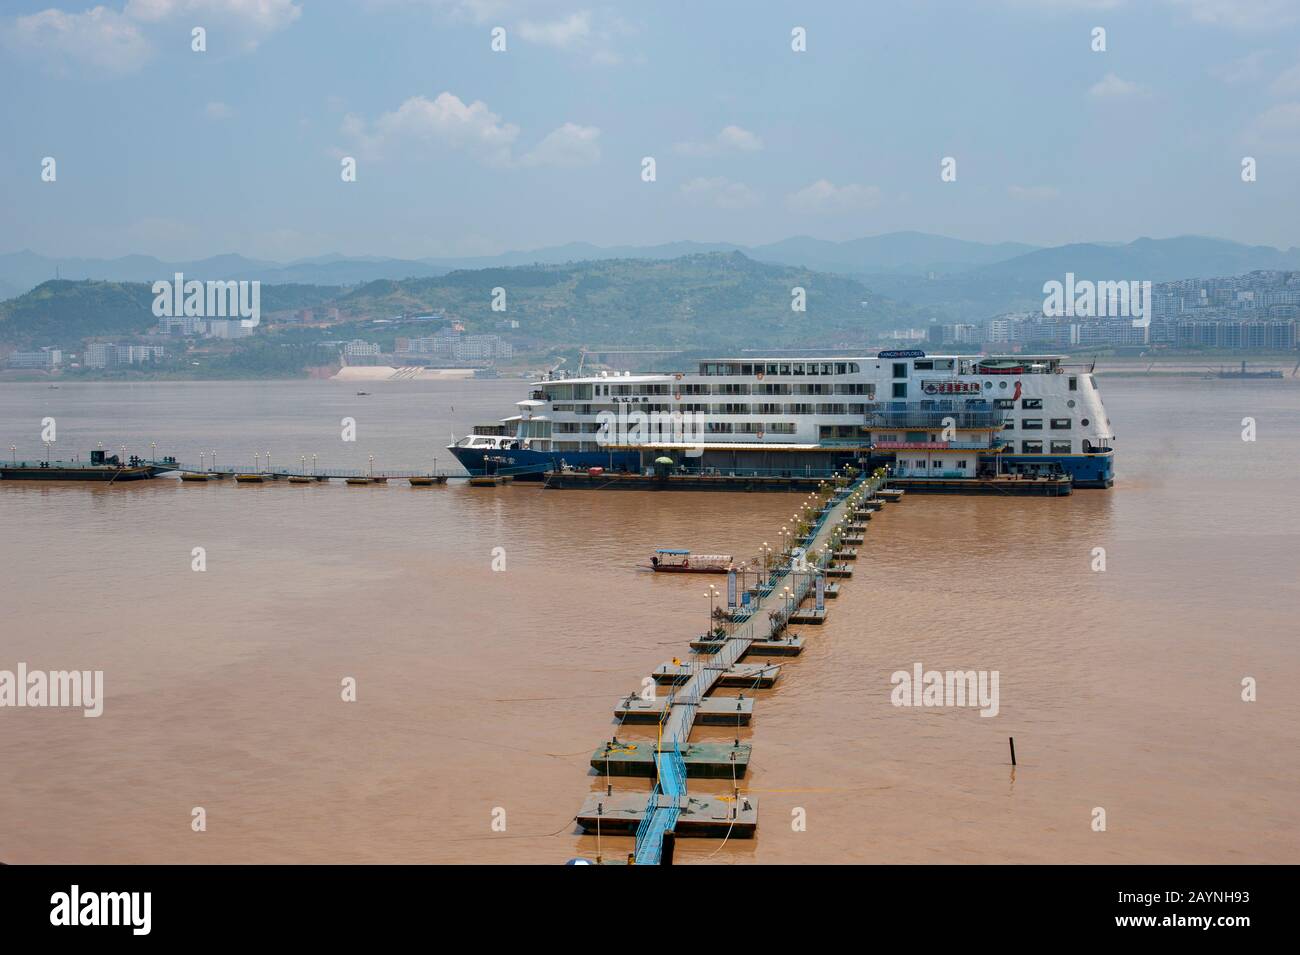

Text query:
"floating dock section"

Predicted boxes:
[[577, 468, 894, 864]]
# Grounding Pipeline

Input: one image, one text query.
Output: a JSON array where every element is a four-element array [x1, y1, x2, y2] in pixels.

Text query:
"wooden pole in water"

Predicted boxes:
[[1009, 736, 1017, 766]]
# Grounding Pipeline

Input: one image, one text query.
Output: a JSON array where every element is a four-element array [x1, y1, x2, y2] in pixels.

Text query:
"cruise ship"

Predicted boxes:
[[448, 351, 1115, 488]]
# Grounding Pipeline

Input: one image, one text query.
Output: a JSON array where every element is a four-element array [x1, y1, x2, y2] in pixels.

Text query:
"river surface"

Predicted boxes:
[[0, 376, 1297, 863]]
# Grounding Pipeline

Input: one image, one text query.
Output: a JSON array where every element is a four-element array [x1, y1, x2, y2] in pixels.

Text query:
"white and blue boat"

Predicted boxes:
[[449, 351, 1115, 487]]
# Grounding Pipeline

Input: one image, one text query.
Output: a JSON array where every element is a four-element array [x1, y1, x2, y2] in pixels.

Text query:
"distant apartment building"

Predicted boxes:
[[206, 319, 255, 339], [927, 323, 981, 345], [395, 330, 513, 362], [342, 339, 381, 357], [156, 314, 255, 338], [85, 343, 165, 369], [156, 315, 207, 336], [6, 347, 62, 369]]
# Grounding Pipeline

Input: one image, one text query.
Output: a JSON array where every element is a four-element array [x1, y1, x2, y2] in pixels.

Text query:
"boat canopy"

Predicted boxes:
[[656, 548, 690, 555]]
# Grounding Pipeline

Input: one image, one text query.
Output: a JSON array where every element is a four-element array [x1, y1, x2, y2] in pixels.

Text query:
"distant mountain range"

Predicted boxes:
[[5, 233, 1300, 320], [0, 252, 936, 353]]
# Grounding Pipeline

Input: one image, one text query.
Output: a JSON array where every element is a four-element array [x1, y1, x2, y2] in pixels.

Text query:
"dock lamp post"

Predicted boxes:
[[11, 445, 17, 465], [705, 584, 719, 633], [368, 454, 375, 478], [254, 452, 260, 473], [301, 455, 307, 476], [150, 442, 156, 462], [266, 452, 272, 474], [312, 454, 318, 476]]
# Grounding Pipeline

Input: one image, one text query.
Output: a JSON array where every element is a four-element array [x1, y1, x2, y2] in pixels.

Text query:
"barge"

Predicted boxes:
[[0, 450, 178, 482]]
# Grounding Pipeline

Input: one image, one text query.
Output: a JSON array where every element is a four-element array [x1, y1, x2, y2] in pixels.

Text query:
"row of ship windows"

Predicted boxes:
[[561, 383, 876, 398], [1003, 418, 1084, 430], [553, 403, 871, 416], [699, 362, 862, 376]]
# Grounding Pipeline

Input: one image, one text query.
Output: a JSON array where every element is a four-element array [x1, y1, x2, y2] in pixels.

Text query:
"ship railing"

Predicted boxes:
[[863, 410, 1002, 429]]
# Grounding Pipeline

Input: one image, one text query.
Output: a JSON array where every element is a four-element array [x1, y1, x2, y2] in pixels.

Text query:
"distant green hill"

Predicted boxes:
[[1, 254, 931, 353], [0, 280, 340, 349], [338, 252, 925, 347]]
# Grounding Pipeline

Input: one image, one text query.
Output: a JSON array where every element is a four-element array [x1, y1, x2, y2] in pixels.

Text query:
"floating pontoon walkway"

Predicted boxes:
[[579, 468, 892, 863]]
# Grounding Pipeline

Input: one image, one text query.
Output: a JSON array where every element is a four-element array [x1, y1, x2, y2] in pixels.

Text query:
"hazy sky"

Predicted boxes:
[[5, 0, 1300, 261]]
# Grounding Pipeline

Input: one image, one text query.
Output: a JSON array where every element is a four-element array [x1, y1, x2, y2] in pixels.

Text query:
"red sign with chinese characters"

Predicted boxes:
[[921, 380, 982, 395]]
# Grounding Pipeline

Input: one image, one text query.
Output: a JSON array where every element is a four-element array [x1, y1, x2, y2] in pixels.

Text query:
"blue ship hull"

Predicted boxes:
[[1000, 452, 1114, 488], [448, 445, 641, 479]]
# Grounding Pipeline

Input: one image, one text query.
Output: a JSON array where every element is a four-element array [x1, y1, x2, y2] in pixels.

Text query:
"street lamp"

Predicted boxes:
[[705, 586, 718, 633], [11, 445, 18, 465]]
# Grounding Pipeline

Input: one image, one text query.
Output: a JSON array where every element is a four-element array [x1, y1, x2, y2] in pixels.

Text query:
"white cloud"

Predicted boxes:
[[129, 0, 301, 50], [1088, 72, 1146, 98], [674, 125, 763, 157], [786, 180, 880, 215], [519, 121, 601, 167], [342, 93, 519, 163], [205, 100, 234, 119], [341, 92, 599, 168], [1163, 0, 1299, 30], [1211, 51, 1272, 86], [1270, 61, 1300, 97], [1002, 0, 1297, 30], [1248, 101, 1300, 150], [517, 11, 590, 48], [1008, 185, 1060, 201], [678, 177, 760, 210], [7, 6, 150, 72], [6, 0, 300, 71]]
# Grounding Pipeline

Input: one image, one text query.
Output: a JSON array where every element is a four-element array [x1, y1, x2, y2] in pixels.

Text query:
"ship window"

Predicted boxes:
[[793, 363, 805, 375], [994, 399, 1015, 409], [836, 363, 847, 374], [766, 364, 778, 375], [1003, 419, 1015, 430], [1021, 440, 1043, 453], [780, 363, 791, 375], [1068, 376, 1078, 391], [1050, 418, 1071, 429], [956, 460, 967, 469], [1051, 441, 1071, 453], [913, 360, 933, 370], [1081, 418, 1090, 426], [741, 364, 753, 375], [998, 381, 1007, 389], [1067, 399, 1076, 408], [850, 363, 860, 373], [892, 382, 907, 398], [1022, 418, 1043, 430], [892, 363, 908, 378], [1021, 398, 1042, 409]]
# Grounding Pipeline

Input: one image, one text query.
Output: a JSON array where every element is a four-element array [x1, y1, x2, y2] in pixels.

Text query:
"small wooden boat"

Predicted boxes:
[[647, 549, 733, 573]]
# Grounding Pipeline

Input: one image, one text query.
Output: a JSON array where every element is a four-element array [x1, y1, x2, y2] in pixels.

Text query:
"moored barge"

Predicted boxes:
[[0, 450, 178, 482]]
